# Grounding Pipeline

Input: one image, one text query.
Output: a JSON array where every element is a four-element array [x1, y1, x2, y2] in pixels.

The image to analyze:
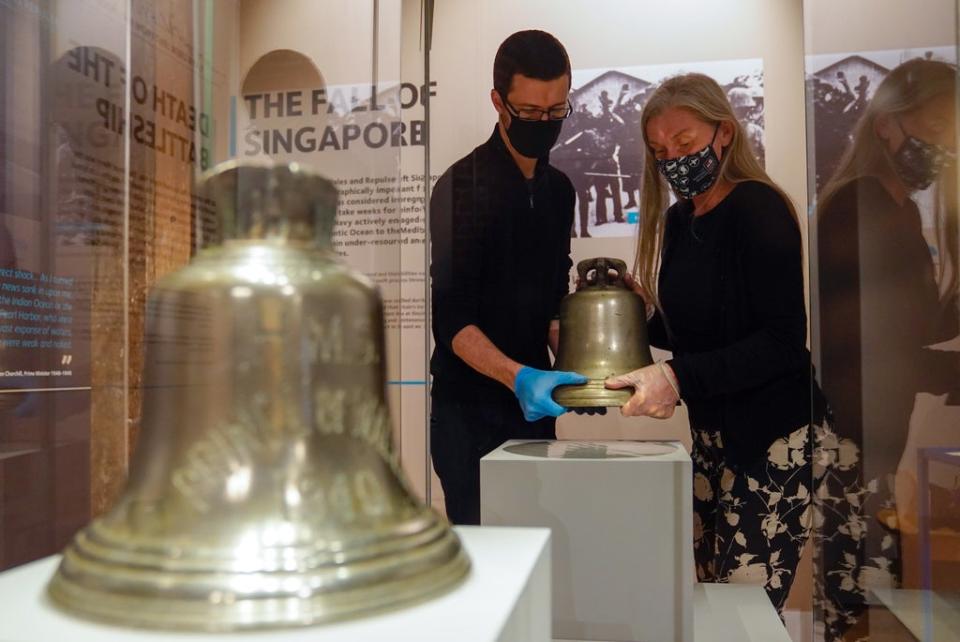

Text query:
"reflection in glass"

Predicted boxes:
[[814, 57, 959, 641], [503, 440, 676, 459]]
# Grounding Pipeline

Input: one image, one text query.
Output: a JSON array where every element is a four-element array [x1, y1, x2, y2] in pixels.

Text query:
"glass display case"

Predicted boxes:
[[1, 1, 958, 640], [803, 2, 960, 639], [0, 0, 431, 571]]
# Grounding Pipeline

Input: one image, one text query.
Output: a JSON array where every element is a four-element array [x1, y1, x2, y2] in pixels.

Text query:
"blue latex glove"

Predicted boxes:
[[513, 366, 589, 422]]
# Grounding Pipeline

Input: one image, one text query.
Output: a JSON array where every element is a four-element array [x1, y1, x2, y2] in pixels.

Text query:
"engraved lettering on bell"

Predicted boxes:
[[314, 388, 347, 434], [313, 386, 400, 478], [306, 315, 379, 366], [351, 391, 393, 454], [354, 469, 390, 517], [47, 161, 469, 631], [171, 418, 261, 513]]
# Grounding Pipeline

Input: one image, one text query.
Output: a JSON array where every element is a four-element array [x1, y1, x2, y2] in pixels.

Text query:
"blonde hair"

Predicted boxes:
[[817, 58, 958, 296], [634, 73, 796, 307]]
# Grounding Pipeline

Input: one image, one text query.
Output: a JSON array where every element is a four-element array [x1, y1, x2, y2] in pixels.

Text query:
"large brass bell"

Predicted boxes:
[[47, 161, 469, 631], [552, 257, 653, 407]]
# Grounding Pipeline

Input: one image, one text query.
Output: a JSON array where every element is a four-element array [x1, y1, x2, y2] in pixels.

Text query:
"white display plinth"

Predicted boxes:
[[870, 587, 960, 642], [553, 584, 790, 642], [0, 526, 550, 642], [481, 439, 693, 642], [693, 583, 791, 642]]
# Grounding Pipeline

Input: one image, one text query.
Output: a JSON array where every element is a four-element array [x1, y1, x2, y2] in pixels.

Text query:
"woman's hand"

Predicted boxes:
[[604, 362, 680, 418], [623, 272, 656, 320], [623, 272, 652, 304]]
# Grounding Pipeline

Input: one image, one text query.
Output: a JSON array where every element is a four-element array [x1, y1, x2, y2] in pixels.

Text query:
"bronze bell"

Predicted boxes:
[[552, 257, 653, 407], [47, 161, 469, 631]]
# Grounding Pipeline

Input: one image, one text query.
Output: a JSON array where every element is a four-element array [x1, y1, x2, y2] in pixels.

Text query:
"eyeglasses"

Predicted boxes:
[[501, 95, 572, 122]]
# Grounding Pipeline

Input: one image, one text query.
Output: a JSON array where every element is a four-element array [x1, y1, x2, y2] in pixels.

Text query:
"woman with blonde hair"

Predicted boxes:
[[604, 73, 822, 612], [815, 58, 957, 640]]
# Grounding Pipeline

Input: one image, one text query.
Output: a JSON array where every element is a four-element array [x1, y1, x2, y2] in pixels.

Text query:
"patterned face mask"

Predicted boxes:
[[893, 120, 954, 192], [656, 125, 721, 199]]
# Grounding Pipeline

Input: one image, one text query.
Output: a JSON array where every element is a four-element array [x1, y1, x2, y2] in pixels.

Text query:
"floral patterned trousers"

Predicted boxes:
[[692, 424, 813, 613], [811, 423, 901, 642]]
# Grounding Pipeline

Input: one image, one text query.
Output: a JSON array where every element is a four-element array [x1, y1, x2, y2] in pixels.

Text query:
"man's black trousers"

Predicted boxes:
[[429, 393, 556, 525]]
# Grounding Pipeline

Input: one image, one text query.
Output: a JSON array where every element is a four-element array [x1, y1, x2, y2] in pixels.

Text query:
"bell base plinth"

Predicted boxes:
[[552, 379, 633, 408], [46, 512, 470, 632]]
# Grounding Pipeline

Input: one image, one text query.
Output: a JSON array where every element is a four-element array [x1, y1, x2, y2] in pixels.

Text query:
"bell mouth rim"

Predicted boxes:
[[552, 379, 633, 408], [48, 552, 470, 632], [46, 511, 471, 631]]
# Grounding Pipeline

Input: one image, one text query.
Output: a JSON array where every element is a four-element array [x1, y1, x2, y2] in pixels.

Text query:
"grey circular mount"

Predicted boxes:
[[504, 440, 676, 460]]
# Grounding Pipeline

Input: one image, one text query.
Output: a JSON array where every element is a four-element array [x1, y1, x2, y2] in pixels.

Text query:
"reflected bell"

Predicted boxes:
[[552, 257, 653, 407], [47, 161, 469, 631]]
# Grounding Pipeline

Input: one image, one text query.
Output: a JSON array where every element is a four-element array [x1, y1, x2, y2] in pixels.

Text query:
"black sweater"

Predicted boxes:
[[429, 127, 575, 403], [650, 181, 821, 467]]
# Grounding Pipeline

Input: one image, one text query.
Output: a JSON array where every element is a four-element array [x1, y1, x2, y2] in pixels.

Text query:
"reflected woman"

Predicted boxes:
[[605, 73, 823, 613], [814, 58, 958, 641]]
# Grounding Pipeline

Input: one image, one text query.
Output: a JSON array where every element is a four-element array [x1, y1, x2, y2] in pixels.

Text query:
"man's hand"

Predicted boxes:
[[514, 366, 588, 421]]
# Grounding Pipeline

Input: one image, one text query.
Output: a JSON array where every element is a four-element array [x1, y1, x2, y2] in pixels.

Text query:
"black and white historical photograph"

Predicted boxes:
[[553, 59, 765, 239], [807, 46, 956, 193]]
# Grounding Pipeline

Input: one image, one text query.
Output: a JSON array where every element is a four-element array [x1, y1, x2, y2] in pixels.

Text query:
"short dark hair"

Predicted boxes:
[[493, 30, 571, 98]]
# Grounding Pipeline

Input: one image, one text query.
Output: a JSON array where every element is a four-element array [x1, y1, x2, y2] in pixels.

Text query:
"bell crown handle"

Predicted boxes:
[[577, 257, 628, 288]]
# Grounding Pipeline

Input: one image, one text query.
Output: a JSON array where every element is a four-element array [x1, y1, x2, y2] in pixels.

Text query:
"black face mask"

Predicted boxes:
[[892, 120, 953, 192], [503, 116, 564, 159], [656, 125, 722, 199]]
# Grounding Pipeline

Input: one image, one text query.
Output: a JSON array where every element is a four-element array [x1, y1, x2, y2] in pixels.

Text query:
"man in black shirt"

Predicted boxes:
[[429, 30, 585, 524]]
